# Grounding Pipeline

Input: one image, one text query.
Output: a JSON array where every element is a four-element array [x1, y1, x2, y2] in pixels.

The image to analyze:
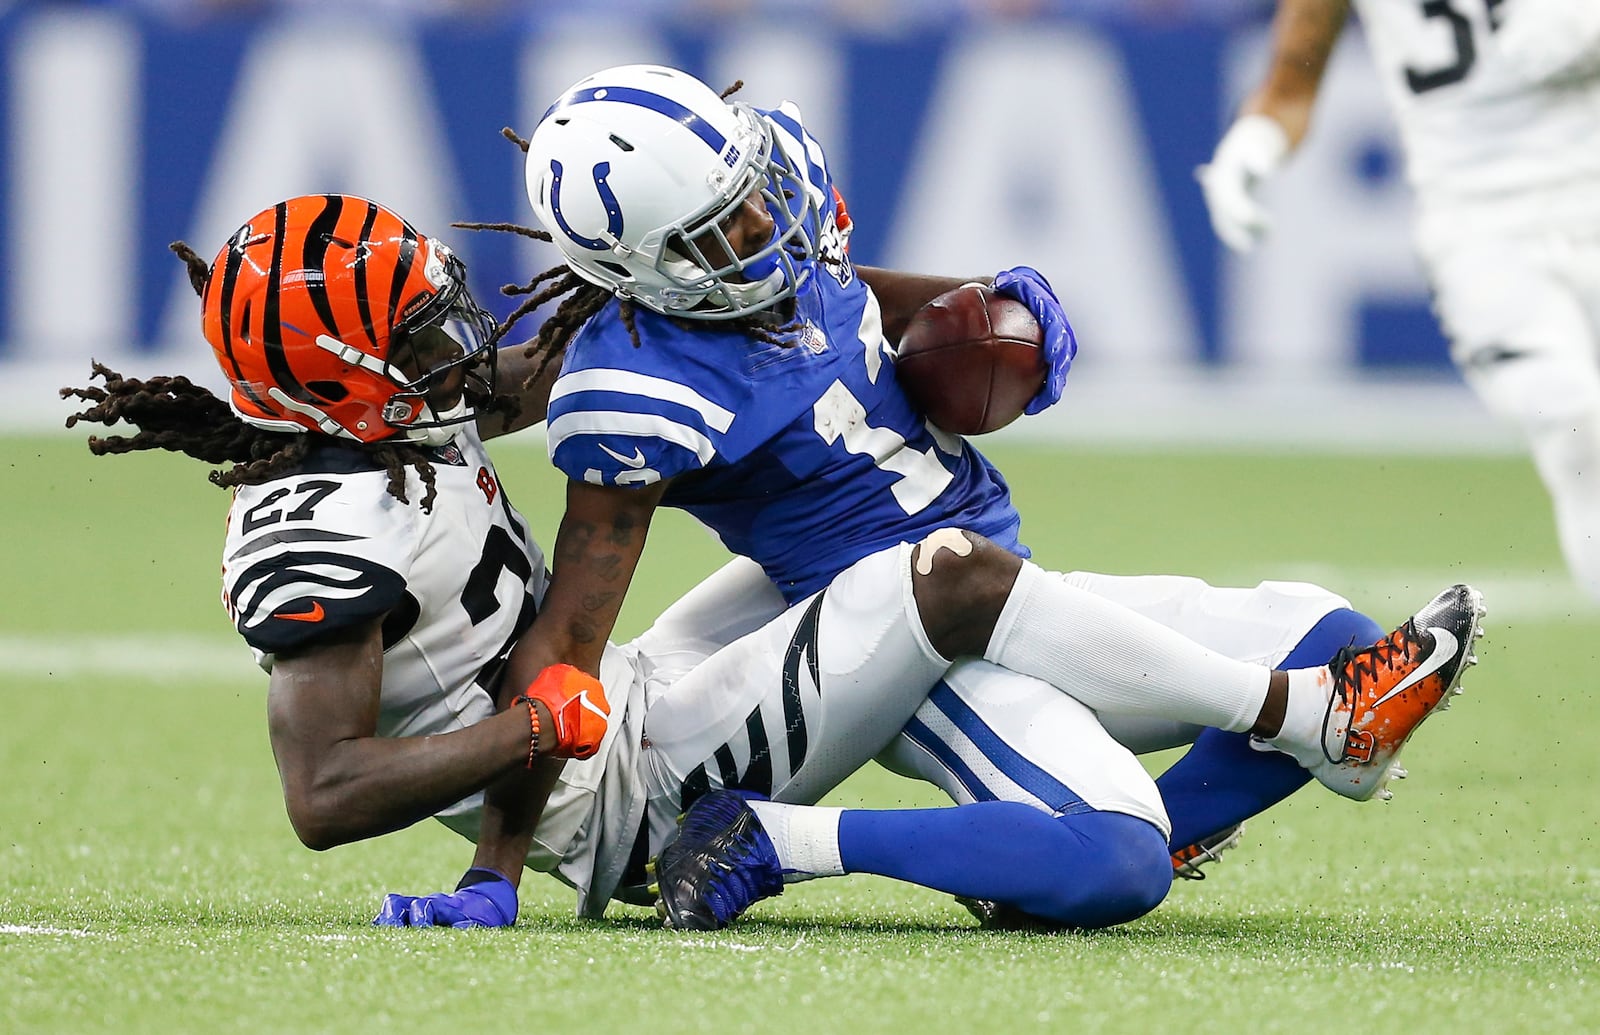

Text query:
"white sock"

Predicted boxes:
[[985, 561, 1270, 732], [745, 800, 844, 883], [1269, 666, 1336, 765]]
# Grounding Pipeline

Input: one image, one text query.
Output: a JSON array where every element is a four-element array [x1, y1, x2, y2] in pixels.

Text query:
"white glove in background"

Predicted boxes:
[[1496, 0, 1600, 87], [1195, 114, 1291, 253]]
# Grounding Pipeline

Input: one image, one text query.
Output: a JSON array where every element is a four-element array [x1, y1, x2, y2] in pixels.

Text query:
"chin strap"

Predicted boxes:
[[264, 387, 362, 441], [398, 397, 473, 446]]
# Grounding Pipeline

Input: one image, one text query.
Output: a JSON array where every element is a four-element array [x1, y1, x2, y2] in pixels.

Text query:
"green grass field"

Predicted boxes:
[[4, 434, 1597, 1034]]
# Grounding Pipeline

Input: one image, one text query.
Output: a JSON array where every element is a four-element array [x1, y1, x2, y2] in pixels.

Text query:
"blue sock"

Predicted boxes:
[[838, 802, 1170, 928], [1157, 607, 1384, 850]]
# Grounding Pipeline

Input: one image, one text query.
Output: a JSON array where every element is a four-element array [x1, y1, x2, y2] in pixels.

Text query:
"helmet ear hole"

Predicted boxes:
[[306, 380, 349, 402]]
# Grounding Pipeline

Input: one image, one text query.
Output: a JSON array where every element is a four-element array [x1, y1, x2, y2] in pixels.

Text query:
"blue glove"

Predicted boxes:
[[992, 265, 1077, 415], [372, 867, 518, 929]]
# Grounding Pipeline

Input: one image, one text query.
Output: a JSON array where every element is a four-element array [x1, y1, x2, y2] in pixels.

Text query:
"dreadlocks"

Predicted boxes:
[[59, 242, 441, 511], [466, 114, 802, 398]]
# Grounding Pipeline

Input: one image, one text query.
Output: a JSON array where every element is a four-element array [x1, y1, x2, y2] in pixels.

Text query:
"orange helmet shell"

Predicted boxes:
[[201, 194, 464, 443]]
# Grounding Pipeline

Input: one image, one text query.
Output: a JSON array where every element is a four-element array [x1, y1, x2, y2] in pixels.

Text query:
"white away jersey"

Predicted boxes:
[[220, 428, 659, 914], [544, 104, 1024, 603], [220, 428, 546, 739], [1352, 0, 1600, 212]]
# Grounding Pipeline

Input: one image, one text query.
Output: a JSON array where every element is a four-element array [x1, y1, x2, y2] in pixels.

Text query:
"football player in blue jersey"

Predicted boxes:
[[68, 190, 1481, 932], [455, 62, 1487, 929]]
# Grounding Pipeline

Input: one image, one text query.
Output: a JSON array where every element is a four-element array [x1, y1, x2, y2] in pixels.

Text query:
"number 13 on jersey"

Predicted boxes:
[[812, 380, 953, 515]]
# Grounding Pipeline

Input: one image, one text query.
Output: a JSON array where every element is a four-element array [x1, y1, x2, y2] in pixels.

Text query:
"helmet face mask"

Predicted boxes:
[[380, 253, 499, 444], [200, 194, 498, 445], [526, 65, 822, 321]]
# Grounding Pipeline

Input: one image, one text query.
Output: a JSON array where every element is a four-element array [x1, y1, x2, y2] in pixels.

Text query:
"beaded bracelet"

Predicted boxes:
[[512, 695, 541, 769]]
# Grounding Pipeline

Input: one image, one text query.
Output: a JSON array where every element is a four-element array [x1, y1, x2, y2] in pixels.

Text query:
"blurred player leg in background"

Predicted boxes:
[[1425, 229, 1600, 600], [1199, 0, 1600, 601]]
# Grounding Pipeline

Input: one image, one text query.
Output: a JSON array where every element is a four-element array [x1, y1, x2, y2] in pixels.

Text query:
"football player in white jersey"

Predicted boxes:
[[1199, 0, 1600, 600], [460, 63, 1486, 928], [62, 196, 629, 914], [64, 192, 1480, 932]]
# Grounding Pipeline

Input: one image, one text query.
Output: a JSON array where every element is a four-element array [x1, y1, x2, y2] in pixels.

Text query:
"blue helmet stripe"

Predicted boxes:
[[545, 86, 728, 154]]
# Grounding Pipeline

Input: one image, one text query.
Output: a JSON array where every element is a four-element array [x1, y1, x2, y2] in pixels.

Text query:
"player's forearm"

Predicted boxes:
[[857, 266, 988, 345], [464, 482, 658, 875], [507, 479, 665, 682], [1242, 0, 1351, 149], [471, 758, 565, 881], [273, 710, 531, 851]]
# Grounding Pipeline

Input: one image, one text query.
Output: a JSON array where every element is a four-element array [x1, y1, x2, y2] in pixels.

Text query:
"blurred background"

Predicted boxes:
[[0, 0, 1508, 449]]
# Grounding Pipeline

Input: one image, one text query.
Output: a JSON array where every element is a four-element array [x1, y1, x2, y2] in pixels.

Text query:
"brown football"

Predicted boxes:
[[894, 282, 1046, 435]]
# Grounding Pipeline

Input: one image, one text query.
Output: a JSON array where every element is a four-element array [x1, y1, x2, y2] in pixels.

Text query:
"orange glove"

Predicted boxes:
[[515, 664, 611, 760]]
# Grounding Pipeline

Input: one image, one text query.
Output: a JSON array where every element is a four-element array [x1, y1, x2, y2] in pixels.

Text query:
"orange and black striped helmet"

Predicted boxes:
[[200, 194, 497, 444]]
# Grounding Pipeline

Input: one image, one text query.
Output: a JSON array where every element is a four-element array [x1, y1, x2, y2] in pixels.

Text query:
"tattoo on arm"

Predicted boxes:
[[556, 521, 595, 564], [608, 511, 638, 545], [553, 512, 635, 647]]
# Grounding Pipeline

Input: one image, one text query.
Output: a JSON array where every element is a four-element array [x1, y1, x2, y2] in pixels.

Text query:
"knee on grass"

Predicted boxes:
[[1031, 812, 1173, 929]]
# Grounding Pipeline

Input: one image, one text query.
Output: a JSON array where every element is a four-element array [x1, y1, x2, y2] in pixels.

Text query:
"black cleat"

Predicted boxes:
[[651, 790, 784, 931], [954, 895, 1066, 932]]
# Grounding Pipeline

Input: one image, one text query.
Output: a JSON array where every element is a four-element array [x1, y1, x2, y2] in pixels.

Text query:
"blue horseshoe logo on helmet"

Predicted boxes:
[[549, 160, 624, 252]]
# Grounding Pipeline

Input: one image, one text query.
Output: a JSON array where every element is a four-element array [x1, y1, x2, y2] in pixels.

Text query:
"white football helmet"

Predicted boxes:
[[524, 64, 820, 320]]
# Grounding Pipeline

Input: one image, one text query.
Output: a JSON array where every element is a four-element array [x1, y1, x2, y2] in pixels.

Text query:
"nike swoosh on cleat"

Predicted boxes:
[[276, 601, 325, 623], [598, 442, 647, 469], [1370, 626, 1457, 708]]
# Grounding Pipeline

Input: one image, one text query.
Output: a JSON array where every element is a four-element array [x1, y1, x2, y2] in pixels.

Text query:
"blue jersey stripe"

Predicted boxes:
[[547, 86, 727, 154]]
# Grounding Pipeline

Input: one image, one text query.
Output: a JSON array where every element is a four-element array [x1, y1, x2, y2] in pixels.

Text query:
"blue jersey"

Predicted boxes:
[[545, 105, 1025, 602]]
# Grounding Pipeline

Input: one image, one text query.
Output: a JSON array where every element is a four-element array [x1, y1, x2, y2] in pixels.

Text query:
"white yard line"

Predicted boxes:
[[0, 635, 256, 679], [0, 569, 1590, 682], [0, 925, 100, 938], [1254, 567, 1598, 623]]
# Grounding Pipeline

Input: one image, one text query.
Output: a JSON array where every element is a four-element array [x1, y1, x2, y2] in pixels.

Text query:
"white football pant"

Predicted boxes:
[[1422, 221, 1600, 601]]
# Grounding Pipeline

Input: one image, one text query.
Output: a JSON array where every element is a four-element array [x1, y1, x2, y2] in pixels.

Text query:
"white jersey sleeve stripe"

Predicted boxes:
[[775, 101, 828, 176], [770, 105, 829, 213], [549, 368, 735, 433], [241, 583, 374, 629], [235, 568, 380, 621], [547, 409, 718, 465]]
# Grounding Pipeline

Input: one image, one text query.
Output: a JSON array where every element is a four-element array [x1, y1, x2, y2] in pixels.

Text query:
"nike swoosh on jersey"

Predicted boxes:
[[276, 601, 326, 623], [597, 442, 648, 469], [1370, 626, 1457, 707]]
